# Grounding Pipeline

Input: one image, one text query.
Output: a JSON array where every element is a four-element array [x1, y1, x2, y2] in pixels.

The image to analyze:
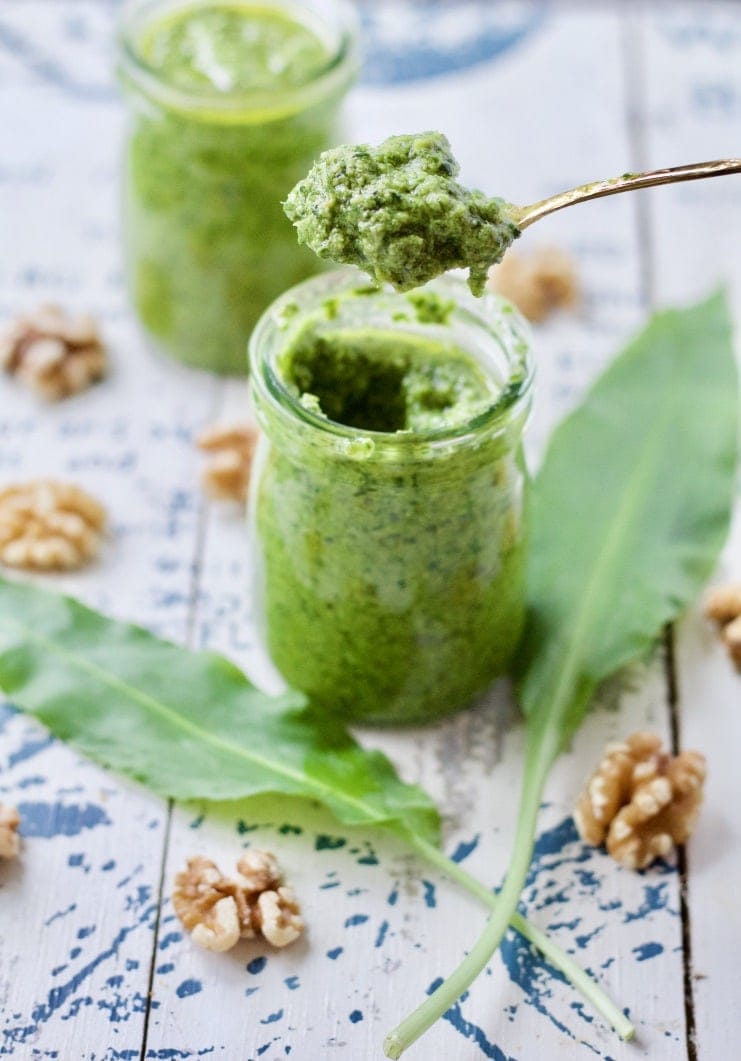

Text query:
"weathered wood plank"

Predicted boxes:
[[635, 5, 741, 1059], [0, 3, 214, 1056]]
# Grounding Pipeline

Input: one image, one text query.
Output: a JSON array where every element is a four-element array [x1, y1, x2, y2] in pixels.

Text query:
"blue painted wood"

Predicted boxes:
[[1, 2, 739, 1059]]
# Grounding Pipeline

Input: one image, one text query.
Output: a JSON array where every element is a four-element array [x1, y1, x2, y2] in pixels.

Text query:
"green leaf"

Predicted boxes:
[[517, 288, 739, 744], [386, 291, 739, 1057], [0, 572, 636, 1035], [0, 577, 439, 846], [0, 576, 637, 1040]]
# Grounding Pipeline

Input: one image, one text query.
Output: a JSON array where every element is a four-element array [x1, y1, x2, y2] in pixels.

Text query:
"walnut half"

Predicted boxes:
[[0, 480, 106, 571], [574, 732, 706, 870], [196, 423, 257, 503], [172, 850, 303, 953], [0, 804, 21, 859], [489, 246, 579, 323], [0, 303, 106, 400]]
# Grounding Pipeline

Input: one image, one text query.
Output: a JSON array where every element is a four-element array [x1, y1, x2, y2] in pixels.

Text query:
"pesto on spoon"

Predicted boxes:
[[283, 132, 520, 295], [284, 131, 741, 293]]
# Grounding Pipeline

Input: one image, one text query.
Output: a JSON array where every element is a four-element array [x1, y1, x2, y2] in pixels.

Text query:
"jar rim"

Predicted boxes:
[[117, 0, 359, 123], [249, 269, 535, 457]]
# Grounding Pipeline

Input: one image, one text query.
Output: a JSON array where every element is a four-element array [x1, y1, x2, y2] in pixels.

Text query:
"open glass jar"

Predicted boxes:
[[248, 271, 534, 725], [117, 0, 358, 374]]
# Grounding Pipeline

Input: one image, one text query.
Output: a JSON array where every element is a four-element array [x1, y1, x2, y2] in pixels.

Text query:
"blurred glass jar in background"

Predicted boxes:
[[117, 0, 358, 374]]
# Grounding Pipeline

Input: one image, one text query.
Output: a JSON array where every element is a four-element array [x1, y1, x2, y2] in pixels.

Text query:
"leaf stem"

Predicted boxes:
[[409, 836, 634, 1042], [384, 726, 576, 1058]]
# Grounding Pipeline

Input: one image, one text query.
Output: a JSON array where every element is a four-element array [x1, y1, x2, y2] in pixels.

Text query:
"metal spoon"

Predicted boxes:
[[511, 158, 741, 229]]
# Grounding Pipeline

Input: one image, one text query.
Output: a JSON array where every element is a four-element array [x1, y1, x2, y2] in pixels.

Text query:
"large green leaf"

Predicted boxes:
[[386, 291, 739, 1058], [0, 574, 640, 1040], [517, 289, 739, 743], [0, 577, 439, 845]]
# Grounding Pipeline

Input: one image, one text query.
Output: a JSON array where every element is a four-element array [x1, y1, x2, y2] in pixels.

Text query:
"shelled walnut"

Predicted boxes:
[[0, 804, 21, 859], [196, 423, 257, 503], [574, 732, 706, 870], [0, 304, 106, 400], [704, 583, 741, 667], [172, 850, 303, 953], [0, 480, 106, 571], [488, 245, 579, 322]]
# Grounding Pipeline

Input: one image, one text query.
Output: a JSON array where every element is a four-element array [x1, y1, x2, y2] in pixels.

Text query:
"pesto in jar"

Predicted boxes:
[[119, 1, 356, 373], [249, 275, 533, 725]]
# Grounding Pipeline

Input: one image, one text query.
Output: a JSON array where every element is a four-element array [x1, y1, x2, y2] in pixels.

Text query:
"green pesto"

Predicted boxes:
[[253, 290, 530, 724], [139, 2, 330, 93], [283, 131, 521, 296], [121, 2, 350, 373], [407, 289, 456, 324], [278, 322, 498, 433]]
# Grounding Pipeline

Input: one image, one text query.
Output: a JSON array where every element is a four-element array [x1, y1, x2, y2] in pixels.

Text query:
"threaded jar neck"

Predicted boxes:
[[249, 270, 534, 467]]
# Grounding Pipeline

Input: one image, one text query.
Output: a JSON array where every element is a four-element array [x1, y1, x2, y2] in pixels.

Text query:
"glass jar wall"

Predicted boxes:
[[248, 271, 534, 725], [117, 0, 358, 373]]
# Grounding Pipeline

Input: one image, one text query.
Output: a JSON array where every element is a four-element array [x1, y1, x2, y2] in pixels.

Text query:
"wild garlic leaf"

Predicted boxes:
[[0, 577, 440, 846], [386, 291, 739, 1058], [0, 577, 631, 1037], [517, 289, 739, 745]]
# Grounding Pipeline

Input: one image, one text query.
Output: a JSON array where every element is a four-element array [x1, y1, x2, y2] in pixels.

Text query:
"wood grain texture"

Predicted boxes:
[[634, 6, 741, 1059], [0, 2, 739, 1059]]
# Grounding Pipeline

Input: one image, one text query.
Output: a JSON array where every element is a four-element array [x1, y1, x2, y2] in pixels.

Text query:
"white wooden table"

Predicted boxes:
[[1, 2, 740, 1059]]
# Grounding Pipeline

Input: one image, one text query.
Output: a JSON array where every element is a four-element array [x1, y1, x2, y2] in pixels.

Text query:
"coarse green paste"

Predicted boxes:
[[251, 279, 532, 724], [120, 1, 355, 373], [283, 131, 521, 296]]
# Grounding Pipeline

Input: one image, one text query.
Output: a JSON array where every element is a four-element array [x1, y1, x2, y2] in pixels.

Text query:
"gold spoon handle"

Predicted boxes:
[[513, 158, 741, 229]]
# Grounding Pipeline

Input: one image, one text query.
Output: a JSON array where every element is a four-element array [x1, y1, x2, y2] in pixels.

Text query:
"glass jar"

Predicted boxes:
[[248, 271, 534, 725], [117, 0, 358, 374]]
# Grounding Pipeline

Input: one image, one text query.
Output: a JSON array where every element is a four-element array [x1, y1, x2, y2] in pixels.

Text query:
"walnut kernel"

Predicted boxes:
[[196, 423, 257, 503], [172, 850, 302, 953], [255, 886, 304, 948], [704, 583, 741, 666], [172, 857, 241, 952], [574, 732, 706, 870], [235, 849, 282, 892], [489, 246, 579, 322], [0, 480, 106, 571], [0, 804, 21, 859], [0, 304, 106, 400]]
